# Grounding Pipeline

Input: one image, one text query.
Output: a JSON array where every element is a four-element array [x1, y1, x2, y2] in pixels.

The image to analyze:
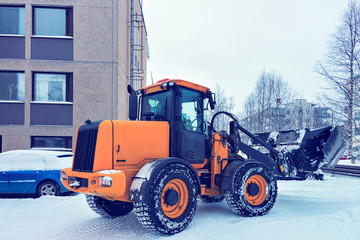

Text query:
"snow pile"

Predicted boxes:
[[1, 174, 360, 240], [0, 150, 72, 171], [99, 170, 122, 174], [337, 159, 360, 166]]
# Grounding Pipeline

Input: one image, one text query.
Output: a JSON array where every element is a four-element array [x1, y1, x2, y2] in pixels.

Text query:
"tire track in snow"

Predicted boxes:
[[48, 212, 157, 240]]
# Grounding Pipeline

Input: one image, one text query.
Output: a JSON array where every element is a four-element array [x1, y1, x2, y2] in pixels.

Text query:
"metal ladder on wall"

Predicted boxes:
[[129, 4, 145, 90]]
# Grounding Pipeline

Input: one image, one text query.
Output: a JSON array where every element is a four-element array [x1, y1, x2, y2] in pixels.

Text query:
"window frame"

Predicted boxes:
[[31, 136, 72, 149], [140, 90, 171, 121], [32, 6, 73, 38], [180, 87, 205, 133], [32, 72, 73, 103], [0, 5, 25, 36], [0, 70, 25, 102]]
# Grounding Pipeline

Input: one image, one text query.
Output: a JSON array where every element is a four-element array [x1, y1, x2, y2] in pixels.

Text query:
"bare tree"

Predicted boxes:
[[269, 72, 296, 131], [208, 83, 234, 132], [242, 70, 296, 133], [315, 0, 360, 163]]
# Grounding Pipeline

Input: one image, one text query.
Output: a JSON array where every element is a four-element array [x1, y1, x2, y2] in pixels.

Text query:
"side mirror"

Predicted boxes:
[[128, 85, 137, 120], [129, 94, 138, 120], [207, 91, 216, 110]]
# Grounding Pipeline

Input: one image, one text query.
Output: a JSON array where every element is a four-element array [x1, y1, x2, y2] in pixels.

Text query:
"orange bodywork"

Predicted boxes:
[[208, 132, 228, 196], [61, 120, 169, 202], [143, 79, 210, 95]]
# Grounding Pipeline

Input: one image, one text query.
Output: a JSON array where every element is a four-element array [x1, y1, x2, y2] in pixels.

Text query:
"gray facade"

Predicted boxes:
[[0, 0, 147, 152]]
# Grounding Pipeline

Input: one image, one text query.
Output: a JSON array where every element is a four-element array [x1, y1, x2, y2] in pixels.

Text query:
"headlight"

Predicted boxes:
[[161, 82, 168, 88], [60, 171, 68, 181], [99, 176, 112, 187]]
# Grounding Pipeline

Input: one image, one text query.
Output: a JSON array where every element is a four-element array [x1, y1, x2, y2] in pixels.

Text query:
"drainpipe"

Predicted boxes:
[[111, 0, 114, 120]]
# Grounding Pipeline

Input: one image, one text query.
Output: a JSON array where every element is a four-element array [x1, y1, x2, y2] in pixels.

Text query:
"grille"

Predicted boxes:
[[72, 128, 98, 172]]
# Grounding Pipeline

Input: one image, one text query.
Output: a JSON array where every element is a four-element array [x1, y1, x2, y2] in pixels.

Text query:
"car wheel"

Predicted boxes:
[[37, 181, 60, 197]]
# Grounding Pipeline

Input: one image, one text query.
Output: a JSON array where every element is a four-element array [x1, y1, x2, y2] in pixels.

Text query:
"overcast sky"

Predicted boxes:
[[142, 0, 348, 113]]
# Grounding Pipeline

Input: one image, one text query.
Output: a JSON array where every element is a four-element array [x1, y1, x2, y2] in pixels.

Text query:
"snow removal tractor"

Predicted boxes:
[[61, 79, 345, 235]]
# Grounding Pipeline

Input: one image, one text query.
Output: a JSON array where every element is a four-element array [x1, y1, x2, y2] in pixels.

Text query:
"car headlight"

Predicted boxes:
[[60, 171, 68, 181]]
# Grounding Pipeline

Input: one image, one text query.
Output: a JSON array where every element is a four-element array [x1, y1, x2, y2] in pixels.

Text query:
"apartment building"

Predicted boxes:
[[0, 0, 147, 152]]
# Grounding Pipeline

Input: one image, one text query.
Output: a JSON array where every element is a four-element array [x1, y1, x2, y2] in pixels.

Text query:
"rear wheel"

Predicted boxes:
[[86, 195, 134, 218], [225, 162, 277, 216], [134, 163, 198, 235]]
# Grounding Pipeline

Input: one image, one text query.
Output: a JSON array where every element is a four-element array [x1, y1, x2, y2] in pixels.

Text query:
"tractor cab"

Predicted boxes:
[[129, 79, 215, 164]]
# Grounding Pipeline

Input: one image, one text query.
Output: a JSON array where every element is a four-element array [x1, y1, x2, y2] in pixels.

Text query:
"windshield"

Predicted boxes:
[[140, 91, 171, 121]]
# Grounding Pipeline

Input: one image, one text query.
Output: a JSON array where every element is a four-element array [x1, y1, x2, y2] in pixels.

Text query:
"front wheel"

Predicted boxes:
[[37, 181, 60, 197], [134, 163, 198, 235], [86, 195, 134, 218], [225, 162, 277, 217]]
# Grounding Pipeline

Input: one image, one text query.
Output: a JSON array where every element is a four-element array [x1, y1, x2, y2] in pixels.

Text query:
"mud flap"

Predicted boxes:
[[322, 126, 346, 169]]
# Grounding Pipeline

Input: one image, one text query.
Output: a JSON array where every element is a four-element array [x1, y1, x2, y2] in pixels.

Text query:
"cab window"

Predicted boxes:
[[181, 88, 204, 133], [140, 91, 171, 121]]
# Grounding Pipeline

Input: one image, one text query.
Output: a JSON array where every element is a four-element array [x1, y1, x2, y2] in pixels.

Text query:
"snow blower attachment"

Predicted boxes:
[[249, 126, 346, 179]]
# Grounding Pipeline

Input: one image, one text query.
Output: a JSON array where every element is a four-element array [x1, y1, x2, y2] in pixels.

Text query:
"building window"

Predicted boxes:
[[0, 71, 25, 101], [33, 7, 73, 37], [31, 136, 72, 149], [33, 72, 72, 102], [0, 6, 25, 35]]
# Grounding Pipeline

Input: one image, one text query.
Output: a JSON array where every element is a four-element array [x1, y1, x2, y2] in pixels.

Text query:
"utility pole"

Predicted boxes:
[[276, 98, 281, 131]]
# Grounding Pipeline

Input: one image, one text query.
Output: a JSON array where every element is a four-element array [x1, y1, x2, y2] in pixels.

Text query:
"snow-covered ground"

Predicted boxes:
[[337, 159, 360, 166], [1, 174, 360, 240]]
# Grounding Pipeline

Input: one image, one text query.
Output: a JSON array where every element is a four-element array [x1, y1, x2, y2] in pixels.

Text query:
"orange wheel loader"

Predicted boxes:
[[61, 79, 345, 235]]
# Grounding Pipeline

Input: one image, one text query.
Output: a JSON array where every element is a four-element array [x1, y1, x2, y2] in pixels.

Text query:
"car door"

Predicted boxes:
[[8, 158, 45, 194], [0, 171, 10, 193]]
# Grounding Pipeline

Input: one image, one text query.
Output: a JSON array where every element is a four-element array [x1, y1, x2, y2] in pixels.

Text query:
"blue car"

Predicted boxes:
[[0, 150, 73, 197]]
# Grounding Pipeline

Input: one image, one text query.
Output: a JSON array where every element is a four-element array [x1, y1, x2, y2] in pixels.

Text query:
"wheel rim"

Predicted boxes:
[[161, 179, 189, 219], [244, 175, 267, 206], [306, 174, 316, 180], [40, 183, 56, 196]]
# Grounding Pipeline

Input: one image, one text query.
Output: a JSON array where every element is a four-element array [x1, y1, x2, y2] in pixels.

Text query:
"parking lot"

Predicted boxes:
[[1, 174, 360, 240]]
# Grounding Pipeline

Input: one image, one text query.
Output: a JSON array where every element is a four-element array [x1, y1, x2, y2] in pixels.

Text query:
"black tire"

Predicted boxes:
[[85, 195, 134, 218], [305, 172, 324, 181], [305, 173, 316, 180], [134, 163, 198, 235], [225, 162, 277, 217], [37, 181, 60, 197], [200, 194, 224, 203]]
